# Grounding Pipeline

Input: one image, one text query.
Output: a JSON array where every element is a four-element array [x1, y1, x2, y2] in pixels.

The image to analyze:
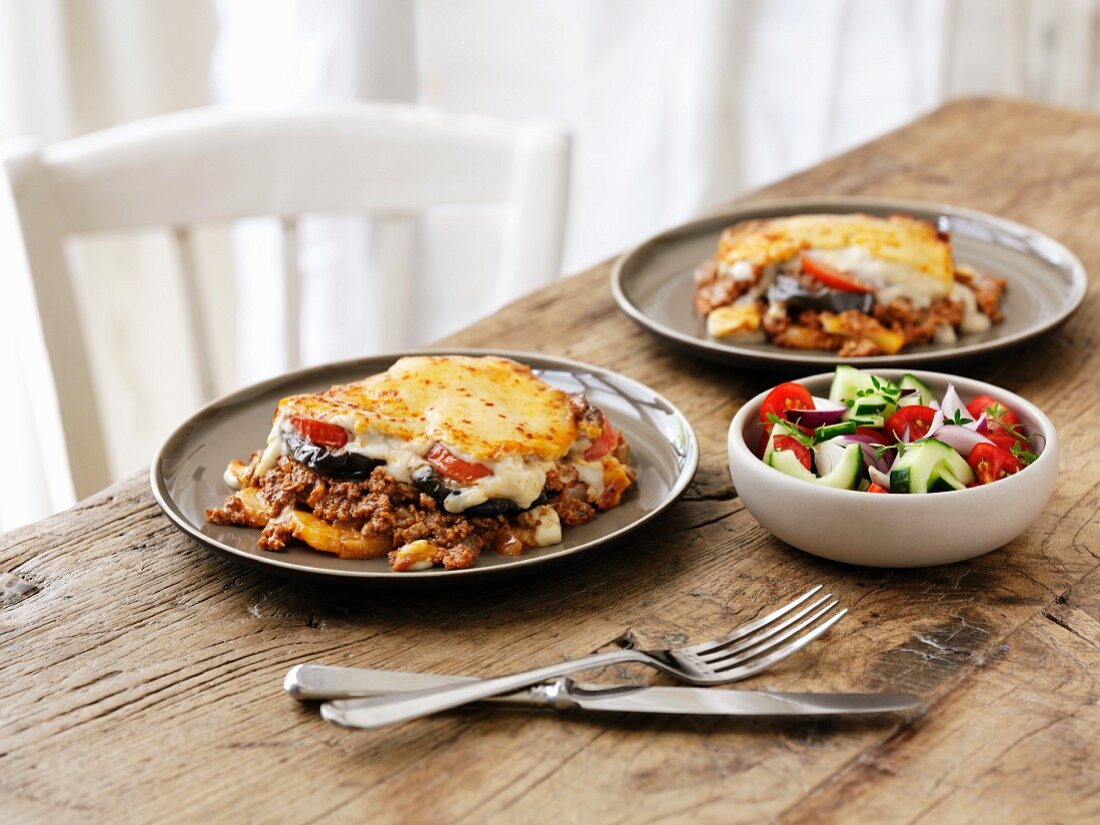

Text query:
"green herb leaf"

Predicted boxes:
[[1010, 440, 1038, 466]]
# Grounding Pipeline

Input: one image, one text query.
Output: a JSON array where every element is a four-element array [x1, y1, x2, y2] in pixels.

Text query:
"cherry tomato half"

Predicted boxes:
[[585, 416, 620, 461], [426, 443, 492, 483], [885, 405, 938, 443], [289, 416, 349, 449], [967, 443, 1022, 485], [966, 395, 1021, 434], [800, 253, 873, 293], [760, 382, 814, 425], [774, 435, 812, 471], [988, 432, 1025, 453]]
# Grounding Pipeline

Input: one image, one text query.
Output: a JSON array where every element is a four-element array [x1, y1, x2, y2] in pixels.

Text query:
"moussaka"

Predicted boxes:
[[694, 213, 1006, 356], [205, 355, 636, 572]]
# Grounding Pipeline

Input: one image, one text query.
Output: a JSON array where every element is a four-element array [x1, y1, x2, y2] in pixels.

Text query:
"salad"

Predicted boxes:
[[758, 366, 1041, 493]]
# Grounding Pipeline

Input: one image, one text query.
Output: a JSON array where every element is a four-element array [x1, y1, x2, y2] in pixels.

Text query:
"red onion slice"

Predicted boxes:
[[840, 435, 892, 473], [920, 408, 945, 440], [940, 384, 969, 423], [868, 466, 891, 490], [811, 396, 845, 410], [933, 424, 993, 458], [967, 413, 988, 433], [813, 438, 850, 476], [842, 433, 884, 444], [785, 396, 847, 428]]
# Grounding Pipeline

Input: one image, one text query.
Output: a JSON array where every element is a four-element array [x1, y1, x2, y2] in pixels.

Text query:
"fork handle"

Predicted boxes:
[[320, 648, 647, 729]]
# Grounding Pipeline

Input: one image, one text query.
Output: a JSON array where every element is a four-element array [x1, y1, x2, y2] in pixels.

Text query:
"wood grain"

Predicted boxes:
[[3, 98, 1100, 824]]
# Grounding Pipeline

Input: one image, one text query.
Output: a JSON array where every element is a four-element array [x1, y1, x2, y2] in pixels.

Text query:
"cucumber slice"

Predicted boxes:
[[849, 415, 885, 428], [828, 365, 876, 404], [889, 439, 975, 493], [770, 442, 862, 490], [930, 472, 968, 493], [899, 373, 936, 406], [812, 421, 857, 442], [851, 397, 889, 417], [829, 366, 900, 422], [816, 443, 863, 489], [768, 448, 816, 481], [761, 422, 804, 464], [850, 393, 898, 423]]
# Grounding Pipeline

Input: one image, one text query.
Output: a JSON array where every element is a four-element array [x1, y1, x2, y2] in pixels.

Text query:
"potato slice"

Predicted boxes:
[[389, 540, 439, 571], [285, 510, 390, 559], [233, 487, 274, 528], [706, 303, 763, 338], [820, 314, 905, 354]]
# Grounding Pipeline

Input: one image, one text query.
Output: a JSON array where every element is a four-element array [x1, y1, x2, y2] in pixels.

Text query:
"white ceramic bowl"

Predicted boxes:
[[727, 370, 1059, 567]]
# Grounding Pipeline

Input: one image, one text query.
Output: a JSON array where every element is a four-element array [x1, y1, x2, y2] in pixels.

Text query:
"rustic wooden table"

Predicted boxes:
[[3, 98, 1099, 824]]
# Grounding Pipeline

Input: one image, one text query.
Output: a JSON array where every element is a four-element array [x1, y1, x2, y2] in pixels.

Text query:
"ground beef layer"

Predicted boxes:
[[694, 256, 1007, 357], [206, 446, 634, 571]]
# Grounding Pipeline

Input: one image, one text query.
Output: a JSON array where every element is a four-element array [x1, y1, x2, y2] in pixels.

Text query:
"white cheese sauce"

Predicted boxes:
[[574, 459, 607, 497], [529, 505, 562, 546], [722, 247, 994, 335], [808, 246, 948, 309], [255, 422, 287, 476], [264, 413, 561, 515], [717, 259, 756, 283], [440, 454, 554, 514], [952, 282, 992, 333]]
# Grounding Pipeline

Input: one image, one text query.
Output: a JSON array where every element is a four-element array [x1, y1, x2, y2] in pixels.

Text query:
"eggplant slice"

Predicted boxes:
[[770, 272, 874, 314], [287, 435, 548, 517], [286, 433, 382, 480], [411, 466, 548, 517]]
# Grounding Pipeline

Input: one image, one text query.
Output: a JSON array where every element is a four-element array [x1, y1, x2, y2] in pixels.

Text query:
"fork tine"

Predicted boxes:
[[681, 584, 823, 654], [713, 607, 848, 679], [692, 593, 833, 662], [703, 598, 841, 668]]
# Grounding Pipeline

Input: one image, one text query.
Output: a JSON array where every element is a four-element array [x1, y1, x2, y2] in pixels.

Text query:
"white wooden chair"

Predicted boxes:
[[0, 103, 570, 506]]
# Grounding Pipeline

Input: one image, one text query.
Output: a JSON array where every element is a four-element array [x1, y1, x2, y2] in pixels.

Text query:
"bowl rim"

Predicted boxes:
[[727, 368, 1058, 503]]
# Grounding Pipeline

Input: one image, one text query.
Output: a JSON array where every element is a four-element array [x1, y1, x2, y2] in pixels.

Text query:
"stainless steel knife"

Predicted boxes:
[[286, 665, 920, 725]]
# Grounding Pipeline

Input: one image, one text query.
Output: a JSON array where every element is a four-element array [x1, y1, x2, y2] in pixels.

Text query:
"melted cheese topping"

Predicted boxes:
[[716, 213, 954, 297], [277, 355, 577, 461], [810, 246, 947, 308], [257, 355, 600, 513]]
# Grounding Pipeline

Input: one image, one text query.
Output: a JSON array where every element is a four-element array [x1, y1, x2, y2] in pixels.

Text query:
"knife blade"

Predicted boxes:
[[286, 665, 920, 725]]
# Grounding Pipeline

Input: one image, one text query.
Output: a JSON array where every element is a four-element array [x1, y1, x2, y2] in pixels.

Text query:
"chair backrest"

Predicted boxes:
[[0, 103, 570, 506]]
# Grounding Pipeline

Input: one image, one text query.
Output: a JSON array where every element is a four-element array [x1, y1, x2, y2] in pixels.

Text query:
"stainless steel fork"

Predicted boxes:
[[321, 585, 846, 729]]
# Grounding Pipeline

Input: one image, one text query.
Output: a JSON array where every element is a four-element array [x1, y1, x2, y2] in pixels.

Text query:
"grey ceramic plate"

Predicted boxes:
[[612, 196, 1087, 368], [151, 349, 699, 585]]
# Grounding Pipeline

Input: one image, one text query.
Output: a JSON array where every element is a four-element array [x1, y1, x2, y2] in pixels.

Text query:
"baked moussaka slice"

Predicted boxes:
[[206, 355, 636, 572], [693, 213, 1006, 357]]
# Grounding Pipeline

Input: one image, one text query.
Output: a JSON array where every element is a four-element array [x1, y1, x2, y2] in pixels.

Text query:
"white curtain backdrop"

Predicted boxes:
[[4, 0, 1100, 529]]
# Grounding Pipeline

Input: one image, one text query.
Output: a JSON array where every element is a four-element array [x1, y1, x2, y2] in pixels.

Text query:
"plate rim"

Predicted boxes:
[[150, 347, 700, 583], [611, 194, 1089, 367]]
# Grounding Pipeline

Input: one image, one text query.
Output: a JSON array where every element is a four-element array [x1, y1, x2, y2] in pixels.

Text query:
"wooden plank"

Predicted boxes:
[[2, 98, 1100, 823], [777, 567, 1100, 824]]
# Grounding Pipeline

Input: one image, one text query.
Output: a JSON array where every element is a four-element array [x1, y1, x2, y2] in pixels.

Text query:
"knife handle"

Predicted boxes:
[[285, 664, 470, 699], [284, 664, 570, 708], [320, 649, 644, 729]]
